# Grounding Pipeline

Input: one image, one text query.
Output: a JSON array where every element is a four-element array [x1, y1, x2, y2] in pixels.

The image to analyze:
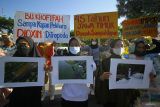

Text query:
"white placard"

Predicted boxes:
[[109, 58, 153, 89], [51, 56, 94, 84], [14, 11, 70, 43], [0, 57, 45, 88]]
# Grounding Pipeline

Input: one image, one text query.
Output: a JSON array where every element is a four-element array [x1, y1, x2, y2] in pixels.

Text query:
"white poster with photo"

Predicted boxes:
[[51, 56, 94, 84], [109, 58, 153, 89], [14, 11, 70, 43], [0, 57, 45, 88]]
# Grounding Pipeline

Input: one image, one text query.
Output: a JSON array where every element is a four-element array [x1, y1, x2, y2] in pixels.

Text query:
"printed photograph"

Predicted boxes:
[[116, 63, 145, 83], [4, 62, 38, 83], [59, 60, 86, 79]]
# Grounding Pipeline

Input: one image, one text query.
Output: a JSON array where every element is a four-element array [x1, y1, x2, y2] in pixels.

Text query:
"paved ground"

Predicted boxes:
[[42, 95, 103, 107], [42, 84, 102, 107]]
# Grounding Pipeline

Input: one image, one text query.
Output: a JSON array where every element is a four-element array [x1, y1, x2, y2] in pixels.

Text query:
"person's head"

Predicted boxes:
[[90, 39, 98, 49], [68, 37, 81, 55], [110, 39, 124, 55], [134, 41, 147, 57], [15, 36, 40, 57], [2, 33, 12, 46], [91, 39, 98, 45]]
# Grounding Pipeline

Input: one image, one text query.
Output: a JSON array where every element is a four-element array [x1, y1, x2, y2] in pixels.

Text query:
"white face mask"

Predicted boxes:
[[112, 48, 124, 55], [69, 47, 80, 55], [92, 41, 97, 45]]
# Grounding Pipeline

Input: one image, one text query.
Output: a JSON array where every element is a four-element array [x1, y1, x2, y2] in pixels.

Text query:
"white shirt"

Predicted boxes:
[[61, 60, 96, 101], [129, 54, 156, 74]]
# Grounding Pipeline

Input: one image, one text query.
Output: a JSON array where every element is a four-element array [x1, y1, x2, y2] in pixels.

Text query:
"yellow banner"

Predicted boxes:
[[74, 12, 118, 39], [122, 16, 158, 39]]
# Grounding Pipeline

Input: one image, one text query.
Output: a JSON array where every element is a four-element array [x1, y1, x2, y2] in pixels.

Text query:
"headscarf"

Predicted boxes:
[[134, 40, 146, 56], [13, 36, 40, 57], [110, 39, 121, 48], [90, 39, 98, 49], [109, 39, 122, 55], [68, 37, 81, 56], [146, 39, 160, 54]]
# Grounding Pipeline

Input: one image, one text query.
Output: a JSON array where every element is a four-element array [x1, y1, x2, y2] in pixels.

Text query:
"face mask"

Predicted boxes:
[[17, 45, 30, 56], [112, 48, 124, 55], [92, 41, 97, 45], [69, 47, 80, 55]]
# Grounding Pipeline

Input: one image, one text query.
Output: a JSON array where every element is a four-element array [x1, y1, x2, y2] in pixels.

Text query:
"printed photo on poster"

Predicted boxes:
[[59, 60, 86, 80], [109, 58, 153, 89], [116, 63, 145, 83], [0, 57, 45, 88], [4, 62, 38, 83], [52, 56, 93, 84]]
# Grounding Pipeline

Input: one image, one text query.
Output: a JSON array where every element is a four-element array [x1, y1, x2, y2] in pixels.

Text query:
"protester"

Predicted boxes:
[[63, 48, 68, 56], [88, 39, 101, 95], [61, 37, 96, 107], [0, 38, 13, 107], [128, 40, 157, 104], [8, 36, 42, 107], [89, 39, 100, 67], [95, 39, 134, 107], [0, 33, 16, 56]]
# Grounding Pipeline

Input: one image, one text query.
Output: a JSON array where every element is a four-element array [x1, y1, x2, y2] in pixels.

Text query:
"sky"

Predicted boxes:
[[0, 0, 125, 30]]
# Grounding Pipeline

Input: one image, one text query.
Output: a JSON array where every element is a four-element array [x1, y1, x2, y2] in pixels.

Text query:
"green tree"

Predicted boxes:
[[117, 0, 160, 20], [70, 30, 75, 37], [0, 16, 14, 33]]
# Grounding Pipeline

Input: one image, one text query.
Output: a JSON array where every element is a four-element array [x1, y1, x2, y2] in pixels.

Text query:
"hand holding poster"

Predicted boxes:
[[109, 58, 153, 89], [14, 11, 70, 43], [74, 12, 118, 39]]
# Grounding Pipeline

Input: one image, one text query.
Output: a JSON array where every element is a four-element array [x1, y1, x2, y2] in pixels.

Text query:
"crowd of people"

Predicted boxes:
[[0, 32, 160, 107]]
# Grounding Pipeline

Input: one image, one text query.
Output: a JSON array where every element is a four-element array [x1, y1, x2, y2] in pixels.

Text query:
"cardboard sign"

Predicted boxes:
[[74, 12, 118, 39], [122, 16, 158, 39], [14, 11, 70, 43]]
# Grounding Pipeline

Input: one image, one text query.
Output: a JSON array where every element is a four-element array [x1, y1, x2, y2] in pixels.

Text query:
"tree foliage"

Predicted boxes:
[[117, 0, 160, 20], [0, 16, 14, 33]]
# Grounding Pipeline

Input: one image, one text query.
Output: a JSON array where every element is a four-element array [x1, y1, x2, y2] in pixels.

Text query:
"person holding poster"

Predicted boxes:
[[61, 37, 96, 107], [128, 40, 157, 105], [95, 39, 134, 107], [0, 39, 13, 107], [8, 36, 42, 107]]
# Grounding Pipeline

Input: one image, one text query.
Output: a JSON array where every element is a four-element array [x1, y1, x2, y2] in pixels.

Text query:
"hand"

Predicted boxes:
[[0, 88, 11, 107], [100, 72, 112, 81], [44, 64, 53, 72], [0, 50, 6, 56]]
